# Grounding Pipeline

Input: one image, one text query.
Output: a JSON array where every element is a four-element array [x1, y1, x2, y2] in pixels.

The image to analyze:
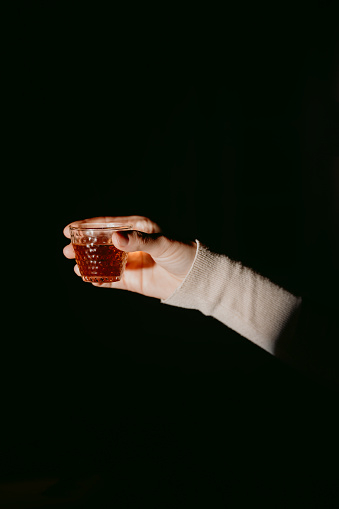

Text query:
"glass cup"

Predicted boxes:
[[69, 222, 133, 283]]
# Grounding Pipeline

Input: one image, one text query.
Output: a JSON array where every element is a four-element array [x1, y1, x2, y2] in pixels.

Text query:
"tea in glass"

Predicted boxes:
[[69, 222, 132, 283]]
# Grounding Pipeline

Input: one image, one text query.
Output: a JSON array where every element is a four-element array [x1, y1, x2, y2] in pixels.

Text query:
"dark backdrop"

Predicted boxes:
[[4, 3, 339, 507]]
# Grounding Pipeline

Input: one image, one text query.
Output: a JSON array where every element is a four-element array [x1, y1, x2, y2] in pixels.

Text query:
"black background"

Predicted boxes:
[[4, 2, 339, 507]]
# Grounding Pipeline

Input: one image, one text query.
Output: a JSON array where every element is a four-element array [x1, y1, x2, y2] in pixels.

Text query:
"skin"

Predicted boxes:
[[63, 216, 197, 301]]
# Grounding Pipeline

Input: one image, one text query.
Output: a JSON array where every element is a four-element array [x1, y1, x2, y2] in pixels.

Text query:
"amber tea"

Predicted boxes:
[[73, 243, 127, 282], [69, 222, 132, 283]]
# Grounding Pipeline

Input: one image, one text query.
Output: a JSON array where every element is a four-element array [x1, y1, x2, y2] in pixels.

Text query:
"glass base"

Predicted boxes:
[[82, 275, 121, 283]]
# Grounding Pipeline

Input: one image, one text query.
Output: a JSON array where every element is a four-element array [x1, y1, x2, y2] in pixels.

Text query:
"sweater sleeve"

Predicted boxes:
[[162, 241, 302, 354], [162, 241, 338, 389]]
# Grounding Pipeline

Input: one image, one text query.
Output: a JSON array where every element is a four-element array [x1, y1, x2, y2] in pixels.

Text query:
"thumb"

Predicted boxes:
[[112, 230, 172, 259]]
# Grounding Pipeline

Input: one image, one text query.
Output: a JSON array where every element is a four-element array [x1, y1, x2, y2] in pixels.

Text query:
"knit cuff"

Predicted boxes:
[[161, 240, 220, 315]]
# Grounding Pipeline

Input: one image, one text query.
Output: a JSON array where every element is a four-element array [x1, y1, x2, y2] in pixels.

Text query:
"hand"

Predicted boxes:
[[63, 216, 197, 300]]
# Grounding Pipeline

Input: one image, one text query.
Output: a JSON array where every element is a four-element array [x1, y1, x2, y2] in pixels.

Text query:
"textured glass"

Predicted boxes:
[[69, 223, 132, 283]]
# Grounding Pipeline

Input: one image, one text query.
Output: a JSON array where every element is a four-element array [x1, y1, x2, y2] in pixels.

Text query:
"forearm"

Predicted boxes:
[[162, 242, 338, 389], [163, 241, 302, 354]]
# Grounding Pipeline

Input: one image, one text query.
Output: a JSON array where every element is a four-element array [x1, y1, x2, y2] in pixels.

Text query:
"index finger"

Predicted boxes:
[[63, 215, 162, 239], [63, 217, 111, 239]]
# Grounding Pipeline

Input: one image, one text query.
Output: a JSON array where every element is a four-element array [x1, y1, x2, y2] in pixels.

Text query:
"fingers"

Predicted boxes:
[[63, 217, 116, 238], [92, 280, 126, 289], [131, 217, 162, 234], [63, 243, 75, 259], [74, 264, 95, 283], [112, 231, 197, 279], [112, 230, 173, 260], [63, 215, 161, 239]]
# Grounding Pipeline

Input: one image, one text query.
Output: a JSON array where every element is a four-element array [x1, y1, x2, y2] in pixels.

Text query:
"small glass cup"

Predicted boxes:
[[69, 222, 133, 283]]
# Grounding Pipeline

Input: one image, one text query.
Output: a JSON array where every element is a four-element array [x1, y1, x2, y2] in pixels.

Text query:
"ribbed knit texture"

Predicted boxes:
[[162, 241, 302, 354]]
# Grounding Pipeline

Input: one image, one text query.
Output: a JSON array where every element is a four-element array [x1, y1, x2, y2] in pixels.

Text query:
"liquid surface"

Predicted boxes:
[[73, 243, 127, 282]]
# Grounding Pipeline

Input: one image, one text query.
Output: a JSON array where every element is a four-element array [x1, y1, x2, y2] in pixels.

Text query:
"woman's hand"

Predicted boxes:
[[63, 216, 197, 300]]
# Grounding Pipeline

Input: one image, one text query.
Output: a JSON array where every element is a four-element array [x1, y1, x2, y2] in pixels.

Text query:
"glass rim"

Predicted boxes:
[[69, 222, 133, 231]]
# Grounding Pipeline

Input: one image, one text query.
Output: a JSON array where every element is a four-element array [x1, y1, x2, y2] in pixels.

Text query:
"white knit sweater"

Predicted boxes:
[[163, 241, 338, 388]]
